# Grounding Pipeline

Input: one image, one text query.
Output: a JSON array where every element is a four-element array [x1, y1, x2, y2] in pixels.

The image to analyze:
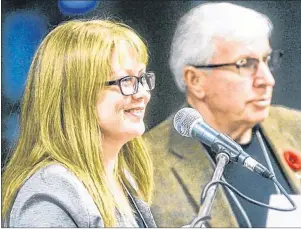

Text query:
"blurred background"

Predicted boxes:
[[2, 0, 301, 167]]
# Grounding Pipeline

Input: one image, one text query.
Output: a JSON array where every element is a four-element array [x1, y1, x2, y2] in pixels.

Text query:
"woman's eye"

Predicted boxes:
[[123, 78, 132, 82], [121, 77, 135, 87]]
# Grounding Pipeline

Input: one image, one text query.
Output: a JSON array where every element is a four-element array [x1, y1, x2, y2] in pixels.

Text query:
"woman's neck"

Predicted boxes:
[[101, 135, 123, 179], [102, 137, 135, 218]]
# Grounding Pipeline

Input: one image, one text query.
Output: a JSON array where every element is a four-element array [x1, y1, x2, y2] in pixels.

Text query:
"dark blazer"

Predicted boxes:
[[5, 163, 156, 228], [145, 105, 301, 227]]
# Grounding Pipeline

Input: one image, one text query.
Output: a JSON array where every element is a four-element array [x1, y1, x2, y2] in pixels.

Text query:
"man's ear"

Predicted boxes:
[[183, 66, 206, 100]]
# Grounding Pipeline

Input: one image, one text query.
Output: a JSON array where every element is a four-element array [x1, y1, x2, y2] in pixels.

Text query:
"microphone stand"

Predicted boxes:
[[190, 152, 230, 228]]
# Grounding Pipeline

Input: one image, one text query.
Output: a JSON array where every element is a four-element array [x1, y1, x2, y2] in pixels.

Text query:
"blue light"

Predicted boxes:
[[58, 0, 98, 16], [2, 11, 48, 102]]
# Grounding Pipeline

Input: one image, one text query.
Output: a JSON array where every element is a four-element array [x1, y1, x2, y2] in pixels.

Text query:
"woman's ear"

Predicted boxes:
[[183, 66, 206, 100]]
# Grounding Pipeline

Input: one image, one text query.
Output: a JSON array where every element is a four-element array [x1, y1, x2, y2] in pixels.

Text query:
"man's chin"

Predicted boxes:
[[250, 107, 271, 124]]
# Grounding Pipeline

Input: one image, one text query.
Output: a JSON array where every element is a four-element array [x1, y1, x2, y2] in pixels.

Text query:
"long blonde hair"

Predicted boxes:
[[2, 19, 154, 227]]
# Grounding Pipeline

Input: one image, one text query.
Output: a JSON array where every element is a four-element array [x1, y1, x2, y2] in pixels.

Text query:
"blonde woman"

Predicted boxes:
[[2, 19, 156, 227]]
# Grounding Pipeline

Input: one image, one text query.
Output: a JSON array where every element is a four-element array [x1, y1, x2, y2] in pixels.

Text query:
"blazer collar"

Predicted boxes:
[[261, 117, 301, 193], [131, 195, 157, 228], [169, 104, 301, 193], [165, 104, 300, 228], [167, 116, 239, 227], [168, 104, 220, 209], [123, 182, 157, 228], [169, 118, 208, 161]]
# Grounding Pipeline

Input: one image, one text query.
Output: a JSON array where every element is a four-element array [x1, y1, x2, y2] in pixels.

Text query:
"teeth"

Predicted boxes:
[[124, 108, 144, 117], [125, 108, 143, 112]]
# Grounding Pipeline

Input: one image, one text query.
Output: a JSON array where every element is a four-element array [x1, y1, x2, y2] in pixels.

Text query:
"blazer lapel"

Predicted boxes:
[[168, 122, 239, 227], [261, 116, 301, 193], [131, 195, 157, 228], [169, 126, 214, 208]]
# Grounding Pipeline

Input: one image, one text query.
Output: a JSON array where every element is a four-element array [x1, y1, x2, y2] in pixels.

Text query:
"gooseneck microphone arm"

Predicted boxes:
[[189, 153, 230, 228]]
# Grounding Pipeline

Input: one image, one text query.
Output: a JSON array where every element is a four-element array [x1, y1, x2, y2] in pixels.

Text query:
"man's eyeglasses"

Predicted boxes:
[[189, 50, 283, 77], [105, 72, 156, 96]]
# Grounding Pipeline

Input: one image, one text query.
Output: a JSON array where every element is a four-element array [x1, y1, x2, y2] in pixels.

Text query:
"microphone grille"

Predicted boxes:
[[173, 107, 203, 137]]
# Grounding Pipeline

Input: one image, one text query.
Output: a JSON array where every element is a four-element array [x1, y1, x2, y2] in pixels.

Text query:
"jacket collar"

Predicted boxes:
[[261, 116, 301, 193], [169, 118, 214, 197], [169, 104, 301, 193], [131, 195, 157, 228], [166, 105, 300, 228], [123, 183, 157, 228], [168, 116, 239, 227]]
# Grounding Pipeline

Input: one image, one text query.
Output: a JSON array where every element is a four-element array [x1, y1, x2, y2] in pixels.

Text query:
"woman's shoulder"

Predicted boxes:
[[8, 163, 103, 227], [18, 163, 87, 199], [32, 163, 83, 188]]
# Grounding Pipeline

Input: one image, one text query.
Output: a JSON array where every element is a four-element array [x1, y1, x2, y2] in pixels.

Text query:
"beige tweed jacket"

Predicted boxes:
[[145, 105, 301, 227]]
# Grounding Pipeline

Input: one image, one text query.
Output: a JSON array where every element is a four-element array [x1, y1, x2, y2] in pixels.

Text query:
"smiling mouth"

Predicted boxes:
[[124, 107, 145, 118]]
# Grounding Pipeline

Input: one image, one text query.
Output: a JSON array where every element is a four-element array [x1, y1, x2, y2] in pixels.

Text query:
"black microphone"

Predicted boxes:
[[173, 107, 273, 179]]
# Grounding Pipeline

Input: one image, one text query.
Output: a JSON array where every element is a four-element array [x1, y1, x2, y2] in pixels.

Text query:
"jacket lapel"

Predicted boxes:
[[131, 195, 157, 228], [168, 121, 239, 227], [261, 113, 301, 193], [169, 126, 213, 207], [155, 105, 300, 227]]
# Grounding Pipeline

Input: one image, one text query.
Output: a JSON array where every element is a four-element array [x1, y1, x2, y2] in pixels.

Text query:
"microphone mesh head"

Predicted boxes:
[[173, 107, 203, 137]]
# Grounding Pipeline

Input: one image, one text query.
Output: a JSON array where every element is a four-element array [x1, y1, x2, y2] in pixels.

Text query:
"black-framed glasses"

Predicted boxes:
[[189, 50, 283, 77], [105, 71, 156, 96]]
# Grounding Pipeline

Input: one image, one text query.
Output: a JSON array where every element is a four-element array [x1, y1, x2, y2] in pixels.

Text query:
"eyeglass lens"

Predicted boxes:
[[239, 51, 282, 77], [268, 51, 282, 71], [120, 73, 155, 95]]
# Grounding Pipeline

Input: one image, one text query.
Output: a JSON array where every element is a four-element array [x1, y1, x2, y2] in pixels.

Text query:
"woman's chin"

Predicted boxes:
[[130, 127, 146, 138], [123, 124, 146, 141]]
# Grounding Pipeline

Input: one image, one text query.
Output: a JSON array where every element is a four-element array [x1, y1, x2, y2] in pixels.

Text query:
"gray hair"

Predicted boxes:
[[169, 2, 273, 92]]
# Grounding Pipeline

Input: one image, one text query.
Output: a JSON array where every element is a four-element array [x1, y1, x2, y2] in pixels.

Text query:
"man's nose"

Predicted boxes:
[[253, 62, 275, 87]]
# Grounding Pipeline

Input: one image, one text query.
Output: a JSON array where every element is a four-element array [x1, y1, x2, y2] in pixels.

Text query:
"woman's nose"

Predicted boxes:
[[132, 82, 151, 101]]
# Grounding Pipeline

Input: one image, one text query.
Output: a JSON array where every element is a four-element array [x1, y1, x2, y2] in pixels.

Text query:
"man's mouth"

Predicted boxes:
[[251, 98, 271, 107]]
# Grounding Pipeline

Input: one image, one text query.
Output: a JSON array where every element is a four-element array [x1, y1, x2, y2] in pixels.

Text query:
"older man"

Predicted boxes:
[[145, 2, 301, 227]]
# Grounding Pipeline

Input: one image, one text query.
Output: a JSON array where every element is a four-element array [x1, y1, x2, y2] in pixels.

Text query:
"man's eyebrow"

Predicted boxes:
[[263, 49, 273, 56], [234, 49, 273, 61]]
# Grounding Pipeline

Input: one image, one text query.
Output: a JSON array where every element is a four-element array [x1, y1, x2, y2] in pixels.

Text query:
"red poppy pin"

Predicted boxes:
[[283, 150, 301, 171]]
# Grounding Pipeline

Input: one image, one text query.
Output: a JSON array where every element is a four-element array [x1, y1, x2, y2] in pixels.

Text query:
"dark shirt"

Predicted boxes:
[[204, 125, 293, 227]]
